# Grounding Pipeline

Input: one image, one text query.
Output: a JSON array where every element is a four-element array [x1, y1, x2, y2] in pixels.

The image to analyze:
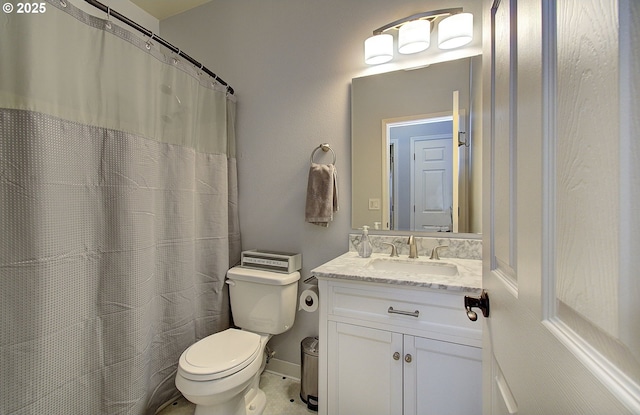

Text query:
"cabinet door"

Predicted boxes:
[[327, 322, 403, 415], [405, 336, 482, 415]]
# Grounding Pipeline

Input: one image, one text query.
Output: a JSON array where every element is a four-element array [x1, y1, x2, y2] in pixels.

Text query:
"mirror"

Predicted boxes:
[[351, 56, 482, 234]]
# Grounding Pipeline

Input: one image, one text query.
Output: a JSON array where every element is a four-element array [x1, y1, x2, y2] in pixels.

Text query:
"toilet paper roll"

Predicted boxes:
[[299, 286, 319, 312]]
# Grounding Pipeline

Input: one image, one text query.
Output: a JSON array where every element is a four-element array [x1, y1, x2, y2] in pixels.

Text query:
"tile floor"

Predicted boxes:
[[157, 371, 314, 415]]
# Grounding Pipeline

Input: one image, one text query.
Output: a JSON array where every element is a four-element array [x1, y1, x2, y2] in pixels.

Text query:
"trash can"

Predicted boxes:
[[300, 336, 319, 411]]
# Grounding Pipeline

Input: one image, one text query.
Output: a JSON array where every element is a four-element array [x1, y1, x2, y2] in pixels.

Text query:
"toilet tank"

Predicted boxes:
[[226, 266, 300, 335]]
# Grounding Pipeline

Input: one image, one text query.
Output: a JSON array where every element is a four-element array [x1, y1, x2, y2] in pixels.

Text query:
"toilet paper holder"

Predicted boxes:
[[304, 275, 318, 285], [299, 285, 319, 312]]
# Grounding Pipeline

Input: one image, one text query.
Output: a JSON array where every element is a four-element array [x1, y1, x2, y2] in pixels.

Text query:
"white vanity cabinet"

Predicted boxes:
[[318, 278, 483, 415]]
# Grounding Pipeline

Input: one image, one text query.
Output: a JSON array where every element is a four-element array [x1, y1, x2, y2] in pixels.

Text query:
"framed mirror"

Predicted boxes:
[[351, 56, 482, 235]]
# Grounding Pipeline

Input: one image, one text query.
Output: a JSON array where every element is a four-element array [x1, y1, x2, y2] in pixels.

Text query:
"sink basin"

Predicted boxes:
[[366, 258, 458, 276]]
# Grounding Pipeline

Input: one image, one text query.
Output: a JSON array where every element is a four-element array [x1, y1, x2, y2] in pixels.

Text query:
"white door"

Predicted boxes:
[[412, 136, 453, 231], [482, 0, 640, 414]]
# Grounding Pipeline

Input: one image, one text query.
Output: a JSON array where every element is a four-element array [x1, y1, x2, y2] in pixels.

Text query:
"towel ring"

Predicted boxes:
[[310, 143, 336, 165]]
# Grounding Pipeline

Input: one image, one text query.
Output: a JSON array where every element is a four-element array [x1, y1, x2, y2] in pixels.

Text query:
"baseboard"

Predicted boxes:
[[265, 358, 301, 381]]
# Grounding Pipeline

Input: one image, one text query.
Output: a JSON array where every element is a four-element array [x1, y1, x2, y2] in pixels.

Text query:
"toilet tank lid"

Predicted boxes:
[[227, 266, 300, 285]]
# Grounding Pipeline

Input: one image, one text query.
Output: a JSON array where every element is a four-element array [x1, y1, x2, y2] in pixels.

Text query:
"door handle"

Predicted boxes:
[[464, 290, 490, 321]]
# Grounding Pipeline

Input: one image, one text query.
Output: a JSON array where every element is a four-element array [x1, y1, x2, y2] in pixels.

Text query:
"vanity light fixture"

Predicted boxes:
[[364, 8, 473, 65], [438, 12, 474, 49], [398, 19, 431, 54], [364, 33, 394, 65]]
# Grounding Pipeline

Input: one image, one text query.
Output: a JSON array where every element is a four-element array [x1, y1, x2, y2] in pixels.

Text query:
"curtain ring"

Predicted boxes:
[[145, 33, 155, 50], [105, 7, 112, 29]]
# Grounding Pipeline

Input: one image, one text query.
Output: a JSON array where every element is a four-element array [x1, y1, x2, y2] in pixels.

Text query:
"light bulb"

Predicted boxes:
[[398, 20, 431, 54], [364, 33, 393, 65], [438, 13, 473, 50]]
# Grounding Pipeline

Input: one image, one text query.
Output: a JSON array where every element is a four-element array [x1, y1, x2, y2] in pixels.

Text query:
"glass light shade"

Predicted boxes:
[[438, 13, 473, 50], [398, 19, 431, 54], [364, 33, 393, 65]]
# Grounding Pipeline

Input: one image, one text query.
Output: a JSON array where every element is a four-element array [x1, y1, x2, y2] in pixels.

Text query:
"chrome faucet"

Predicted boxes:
[[429, 245, 448, 260], [407, 235, 418, 258]]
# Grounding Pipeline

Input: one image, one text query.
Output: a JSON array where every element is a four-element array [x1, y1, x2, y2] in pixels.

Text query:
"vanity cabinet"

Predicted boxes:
[[318, 278, 482, 415]]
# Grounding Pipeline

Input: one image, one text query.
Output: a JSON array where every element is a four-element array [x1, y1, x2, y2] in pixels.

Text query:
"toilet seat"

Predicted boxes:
[[178, 329, 261, 381]]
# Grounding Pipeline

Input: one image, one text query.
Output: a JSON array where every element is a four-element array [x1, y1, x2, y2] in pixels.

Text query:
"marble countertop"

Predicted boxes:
[[311, 252, 482, 294]]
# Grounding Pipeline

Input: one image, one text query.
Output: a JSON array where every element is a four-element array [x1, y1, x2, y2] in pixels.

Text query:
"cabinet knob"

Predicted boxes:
[[405, 354, 412, 363], [393, 352, 400, 361]]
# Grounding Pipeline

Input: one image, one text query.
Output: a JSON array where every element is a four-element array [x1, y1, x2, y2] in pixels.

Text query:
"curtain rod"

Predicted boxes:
[[83, 0, 235, 95]]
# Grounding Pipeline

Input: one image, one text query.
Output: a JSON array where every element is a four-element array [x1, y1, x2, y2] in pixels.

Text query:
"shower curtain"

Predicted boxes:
[[0, 1, 241, 414]]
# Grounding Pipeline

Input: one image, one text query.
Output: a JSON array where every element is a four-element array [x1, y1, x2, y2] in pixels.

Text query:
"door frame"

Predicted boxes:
[[382, 112, 467, 231]]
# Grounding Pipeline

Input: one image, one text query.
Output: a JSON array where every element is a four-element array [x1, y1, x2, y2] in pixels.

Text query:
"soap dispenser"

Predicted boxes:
[[357, 226, 373, 258]]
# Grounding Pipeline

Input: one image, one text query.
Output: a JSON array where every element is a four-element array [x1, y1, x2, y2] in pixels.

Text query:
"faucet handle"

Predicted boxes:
[[381, 242, 399, 257], [429, 245, 449, 260]]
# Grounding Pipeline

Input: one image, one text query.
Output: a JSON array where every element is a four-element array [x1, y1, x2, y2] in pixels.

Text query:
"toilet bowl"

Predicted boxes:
[[175, 329, 270, 415], [175, 266, 300, 415]]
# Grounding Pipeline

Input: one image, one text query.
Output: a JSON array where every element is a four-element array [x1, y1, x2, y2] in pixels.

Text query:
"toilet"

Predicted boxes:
[[175, 266, 300, 415]]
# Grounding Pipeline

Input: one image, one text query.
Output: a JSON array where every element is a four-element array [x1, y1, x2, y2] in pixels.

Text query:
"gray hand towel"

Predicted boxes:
[[305, 163, 338, 227]]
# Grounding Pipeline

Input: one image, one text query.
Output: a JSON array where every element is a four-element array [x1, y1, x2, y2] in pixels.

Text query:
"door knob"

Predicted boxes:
[[405, 354, 412, 363], [464, 290, 490, 321], [393, 352, 400, 361]]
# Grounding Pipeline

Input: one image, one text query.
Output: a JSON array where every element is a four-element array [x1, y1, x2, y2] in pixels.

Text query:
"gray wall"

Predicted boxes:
[[160, 0, 482, 366]]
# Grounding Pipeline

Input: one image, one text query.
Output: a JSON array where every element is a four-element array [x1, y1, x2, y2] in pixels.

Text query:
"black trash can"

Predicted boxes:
[[300, 336, 319, 411]]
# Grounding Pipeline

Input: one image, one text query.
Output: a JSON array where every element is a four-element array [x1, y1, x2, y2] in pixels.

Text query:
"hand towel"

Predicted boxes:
[[305, 163, 338, 227]]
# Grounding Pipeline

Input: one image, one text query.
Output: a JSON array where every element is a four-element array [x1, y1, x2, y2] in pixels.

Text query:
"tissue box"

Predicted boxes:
[[241, 249, 302, 274]]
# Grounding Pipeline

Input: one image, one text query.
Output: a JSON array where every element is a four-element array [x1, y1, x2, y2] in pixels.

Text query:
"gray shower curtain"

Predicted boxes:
[[0, 1, 241, 414]]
